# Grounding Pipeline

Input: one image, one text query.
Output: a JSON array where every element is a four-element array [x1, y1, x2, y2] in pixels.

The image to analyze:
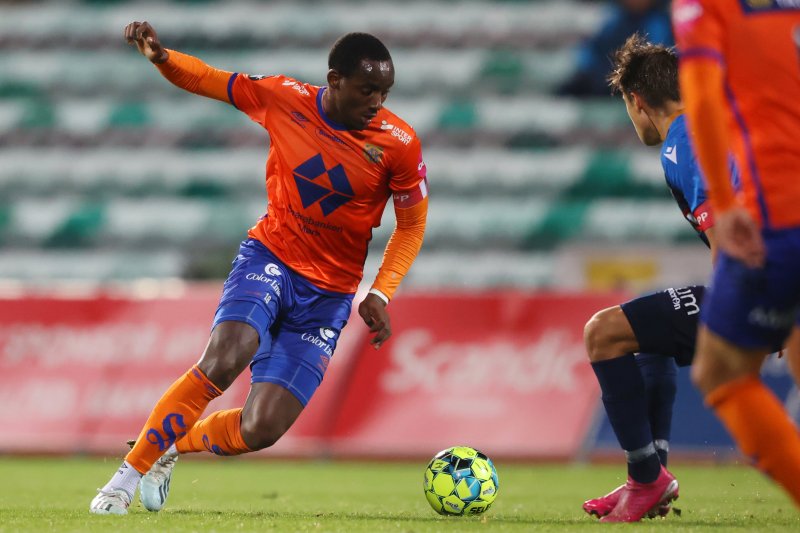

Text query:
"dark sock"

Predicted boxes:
[[636, 353, 677, 467], [592, 354, 661, 483]]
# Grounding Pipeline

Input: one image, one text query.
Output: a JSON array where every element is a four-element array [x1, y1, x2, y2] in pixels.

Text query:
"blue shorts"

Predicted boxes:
[[701, 227, 800, 352], [212, 239, 354, 406], [621, 285, 705, 367]]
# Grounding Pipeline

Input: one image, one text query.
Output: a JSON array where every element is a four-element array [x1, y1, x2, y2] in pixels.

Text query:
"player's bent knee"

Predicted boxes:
[[584, 307, 633, 362], [239, 416, 288, 451], [199, 322, 260, 389]]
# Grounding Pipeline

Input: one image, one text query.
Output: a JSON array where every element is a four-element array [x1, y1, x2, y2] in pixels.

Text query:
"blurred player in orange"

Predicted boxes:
[[673, 0, 800, 506], [90, 21, 428, 515]]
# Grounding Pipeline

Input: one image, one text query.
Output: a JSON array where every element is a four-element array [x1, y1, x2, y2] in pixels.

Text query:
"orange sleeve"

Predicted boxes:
[[155, 49, 233, 104], [680, 60, 736, 213], [371, 197, 428, 301]]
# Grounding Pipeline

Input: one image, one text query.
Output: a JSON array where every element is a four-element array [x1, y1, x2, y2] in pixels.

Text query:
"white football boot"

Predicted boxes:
[[89, 488, 131, 515], [139, 452, 179, 512]]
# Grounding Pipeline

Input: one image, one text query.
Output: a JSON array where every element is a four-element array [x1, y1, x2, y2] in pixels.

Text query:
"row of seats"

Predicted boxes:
[[0, 147, 664, 198], [1, 195, 693, 251], [1, 49, 577, 98], [0, 0, 695, 286], [0, 1, 603, 48], [1, 93, 628, 140]]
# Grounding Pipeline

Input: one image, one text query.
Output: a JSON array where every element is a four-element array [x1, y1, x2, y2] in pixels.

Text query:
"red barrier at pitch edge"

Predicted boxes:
[[324, 293, 624, 459], [0, 289, 624, 459]]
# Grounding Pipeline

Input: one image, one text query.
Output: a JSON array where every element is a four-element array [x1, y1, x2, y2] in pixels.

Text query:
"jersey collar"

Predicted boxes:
[[316, 87, 348, 131]]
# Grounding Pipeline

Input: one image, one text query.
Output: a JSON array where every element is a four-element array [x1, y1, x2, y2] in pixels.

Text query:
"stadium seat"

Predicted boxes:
[[0, 0, 702, 286]]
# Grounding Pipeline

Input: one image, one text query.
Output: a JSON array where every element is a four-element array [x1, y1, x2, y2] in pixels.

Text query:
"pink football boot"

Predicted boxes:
[[600, 466, 679, 523]]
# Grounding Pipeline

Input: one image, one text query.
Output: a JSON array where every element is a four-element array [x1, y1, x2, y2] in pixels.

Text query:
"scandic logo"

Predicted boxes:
[[293, 154, 354, 216]]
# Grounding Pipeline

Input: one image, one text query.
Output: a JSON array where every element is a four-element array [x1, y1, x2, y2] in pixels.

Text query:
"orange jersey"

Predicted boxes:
[[673, 0, 800, 229], [225, 74, 427, 293]]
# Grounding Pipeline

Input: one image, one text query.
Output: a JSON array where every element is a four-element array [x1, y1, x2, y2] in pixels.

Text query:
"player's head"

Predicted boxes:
[[608, 33, 680, 146], [326, 32, 394, 130]]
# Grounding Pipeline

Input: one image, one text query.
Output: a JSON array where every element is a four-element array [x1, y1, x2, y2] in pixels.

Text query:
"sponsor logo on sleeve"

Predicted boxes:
[[417, 152, 427, 179]]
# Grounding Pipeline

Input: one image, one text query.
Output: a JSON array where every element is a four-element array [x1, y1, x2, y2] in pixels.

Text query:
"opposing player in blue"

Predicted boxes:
[[581, 34, 721, 522]]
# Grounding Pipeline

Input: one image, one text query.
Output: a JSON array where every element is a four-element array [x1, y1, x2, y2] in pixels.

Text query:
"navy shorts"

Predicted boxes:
[[701, 228, 800, 352], [621, 285, 706, 367], [212, 239, 354, 406]]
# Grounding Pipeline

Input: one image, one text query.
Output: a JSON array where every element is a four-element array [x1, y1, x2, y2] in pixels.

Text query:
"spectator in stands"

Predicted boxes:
[[557, 0, 673, 97]]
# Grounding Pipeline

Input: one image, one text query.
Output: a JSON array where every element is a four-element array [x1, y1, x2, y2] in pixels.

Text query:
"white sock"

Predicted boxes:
[[165, 443, 179, 459], [101, 461, 142, 499]]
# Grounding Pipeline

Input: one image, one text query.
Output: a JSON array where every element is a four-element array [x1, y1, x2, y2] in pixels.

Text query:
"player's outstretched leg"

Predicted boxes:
[[88, 365, 220, 515], [89, 322, 258, 515]]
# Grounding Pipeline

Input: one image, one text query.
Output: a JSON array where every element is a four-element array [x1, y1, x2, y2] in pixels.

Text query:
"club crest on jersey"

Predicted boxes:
[[363, 143, 384, 164], [293, 153, 355, 216]]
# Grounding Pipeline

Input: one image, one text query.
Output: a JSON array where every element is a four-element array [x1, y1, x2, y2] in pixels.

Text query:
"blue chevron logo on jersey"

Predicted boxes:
[[293, 154, 355, 216]]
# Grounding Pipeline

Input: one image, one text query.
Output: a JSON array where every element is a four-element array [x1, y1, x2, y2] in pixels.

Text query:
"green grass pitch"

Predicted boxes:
[[1, 457, 798, 532]]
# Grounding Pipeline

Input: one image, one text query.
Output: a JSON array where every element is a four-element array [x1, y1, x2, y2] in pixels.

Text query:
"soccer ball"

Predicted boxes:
[[423, 446, 499, 516]]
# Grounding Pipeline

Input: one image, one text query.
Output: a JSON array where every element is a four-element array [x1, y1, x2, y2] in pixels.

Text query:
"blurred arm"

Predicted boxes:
[[680, 59, 735, 214]]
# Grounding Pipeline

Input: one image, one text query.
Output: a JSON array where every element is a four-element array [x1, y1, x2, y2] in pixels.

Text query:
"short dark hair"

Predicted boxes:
[[607, 33, 679, 108], [328, 32, 392, 77]]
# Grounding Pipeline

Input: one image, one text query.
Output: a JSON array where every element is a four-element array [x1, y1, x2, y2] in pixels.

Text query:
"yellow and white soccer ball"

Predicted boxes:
[[423, 446, 499, 516]]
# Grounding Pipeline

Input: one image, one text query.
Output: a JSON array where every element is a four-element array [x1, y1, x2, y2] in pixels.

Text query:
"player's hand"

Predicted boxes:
[[124, 21, 168, 64], [715, 207, 766, 268], [358, 293, 391, 350]]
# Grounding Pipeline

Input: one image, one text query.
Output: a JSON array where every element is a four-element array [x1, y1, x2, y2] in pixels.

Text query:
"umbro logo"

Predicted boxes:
[[293, 154, 354, 216]]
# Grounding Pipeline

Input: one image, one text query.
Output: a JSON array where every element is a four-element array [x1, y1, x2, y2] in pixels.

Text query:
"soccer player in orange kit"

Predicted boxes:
[[90, 21, 429, 514], [673, 0, 800, 507]]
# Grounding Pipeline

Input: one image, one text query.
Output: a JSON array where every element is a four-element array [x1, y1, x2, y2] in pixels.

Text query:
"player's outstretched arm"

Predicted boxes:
[[124, 21, 232, 104]]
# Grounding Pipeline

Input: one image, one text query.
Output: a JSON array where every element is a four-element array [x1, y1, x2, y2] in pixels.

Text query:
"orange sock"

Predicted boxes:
[[176, 408, 252, 456], [125, 365, 222, 473], [706, 375, 800, 507]]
